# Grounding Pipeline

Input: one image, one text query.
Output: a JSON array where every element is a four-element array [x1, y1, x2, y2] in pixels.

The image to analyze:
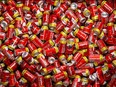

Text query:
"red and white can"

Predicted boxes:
[[43, 11, 50, 25], [74, 29, 88, 41], [52, 71, 68, 82], [97, 39, 108, 54], [44, 75, 53, 87], [36, 53, 49, 67], [9, 73, 16, 86], [44, 47, 58, 56], [101, 1, 113, 14], [30, 34, 43, 47], [7, 61, 18, 72]]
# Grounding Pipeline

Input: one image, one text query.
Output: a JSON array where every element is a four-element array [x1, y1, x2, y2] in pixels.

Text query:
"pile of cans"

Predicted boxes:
[[0, 0, 116, 87]]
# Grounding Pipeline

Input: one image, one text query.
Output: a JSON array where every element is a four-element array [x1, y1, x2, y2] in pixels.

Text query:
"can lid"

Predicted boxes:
[[22, 34, 29, 38], [93, 28, 100, 35], [38, 48, 42, 52], [85, 69, 89, 76], [30, 35, 36, 41], [112, 60, 116, 66], [81, 77, 88, 84], [11, 20, 15, 24], [83, 9, 90, 17], [89, 44, 94, 48], [36, 12, 43, 18], [56, 81, 63, 86], [100, 54, 104, 61], [13, 12, 19, 18], [9, 24, 14, 28], [23, 6, 30, 11], [41, 68, 48, 75], [49, 39, 55, 46], [74, 38, 79, 43], [44, 75, 51, 79], [16, 56, 22, 64], [41, 26, 48, 30], [49, 23, 56, 29], [37, 53, 43, 59], [20, 77, 27, 83], [94, 62, 98, 66], [59, 55, 66, 60], [54, 46, 59, 53], [63, 71, 68, 77], [99, 31, 104, 39], [0, 16, 4, 22], [83, 56, 88, 63], [7, 66, 13, 72], [113, 10, 116, 14], [74, 29, 79, 36], [38, 19, 42, 26], [101, 47, 108, 53], [25, 47, 29, 52], [60, 31, 67, 37], [54, 1, 59, 6], [8, 45, 15, 50], [97, 5, 101, 9], [22, 69, 27, 76], [67, 55, 73, 62], [67, 39, 74, 45], [1, 82, 8, 86], [102, 65, 108, 72], [26, 21, 32, 27], [107, 22, 114, 26], [75, 75, 81, 78], [16, 3, 23, 7], [1, 45, 7, 50], [87, 19, 93, 23], [92, 15, 98, 21], [60, 38, 66, 44], [15, 17, 22, 21], [32, 49, 38, 57], [101, 1, 106, 6], [75, 43, 79, 50], [0, 63, 5, 68]]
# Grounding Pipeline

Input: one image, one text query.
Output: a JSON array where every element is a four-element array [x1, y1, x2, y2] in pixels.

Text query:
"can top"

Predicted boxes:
[[16, 2, 23, 7], [83, 56, 88, 63], [37, 53, 44, 59], [22, 69, 27, 76], [101, 1, 107, 6], [23, 6, 30, 11], [0, 16, 4, 22], [41, 68, 48, 75], [113, 10, 116, 14], [75, 75, 81, 79], [54, 46, 59, 53], [60, 31, 67, 37], [60, 38, 66, 44], [44, 75, 51, 79], [75, 42, 79, 50], [74, 29, 79, 36], [7, 66, 13, 72], [63, 71, 68, 77], [9, 24, 14, 28], [112, 60, 116, 67], [41, 25, 48, 30], [101, 46, 108, 53], [107, 22, 114, 26], [49, 40, 55, 46], [25, 47, 29, 52], [30, 35, 36, 41], [55, 81, 63, 86]]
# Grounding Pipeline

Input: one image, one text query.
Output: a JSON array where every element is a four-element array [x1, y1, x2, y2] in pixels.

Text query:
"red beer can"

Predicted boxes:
[[22, 69, 36, 82]]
